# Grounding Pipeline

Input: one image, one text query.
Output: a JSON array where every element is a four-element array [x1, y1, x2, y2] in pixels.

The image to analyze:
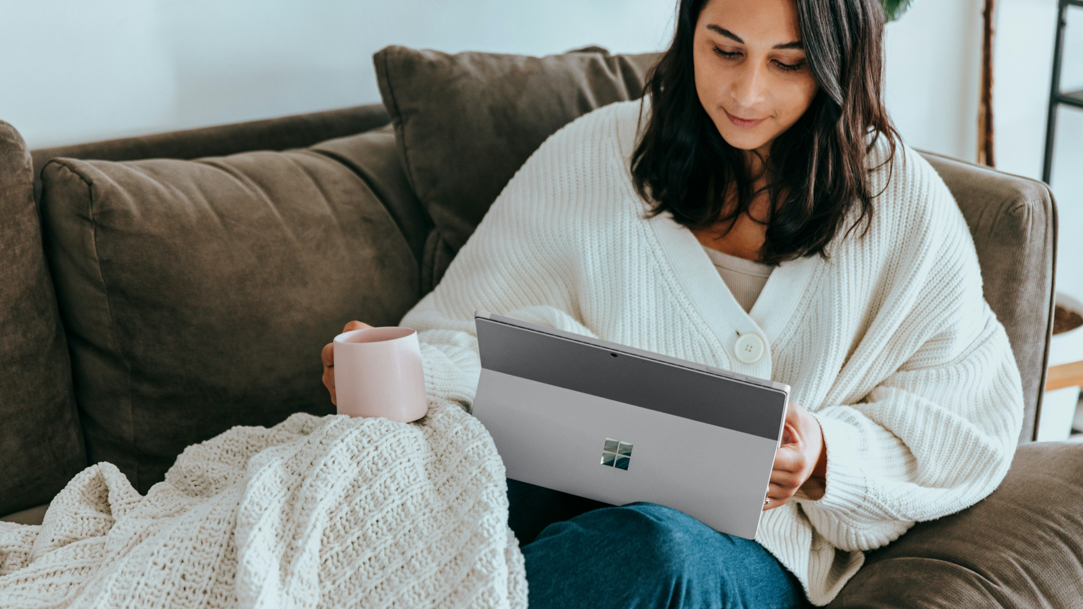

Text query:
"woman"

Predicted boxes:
[[322, 0, 1025, 605]]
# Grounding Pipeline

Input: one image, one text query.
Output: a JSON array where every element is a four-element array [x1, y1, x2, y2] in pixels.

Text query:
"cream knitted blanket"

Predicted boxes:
[[0, 404, 527, 608]]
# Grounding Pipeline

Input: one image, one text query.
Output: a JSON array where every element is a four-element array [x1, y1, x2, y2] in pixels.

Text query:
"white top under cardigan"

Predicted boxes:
[[703, 244, 774, 313], [397, 99, 1025, 605]]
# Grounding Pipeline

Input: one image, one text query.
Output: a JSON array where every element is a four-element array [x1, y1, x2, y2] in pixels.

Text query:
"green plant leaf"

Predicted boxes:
[[882, 0, 916, 22]]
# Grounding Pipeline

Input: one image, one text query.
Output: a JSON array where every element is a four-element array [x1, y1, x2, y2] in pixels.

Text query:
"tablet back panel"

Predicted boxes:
[[471, 311, 789, 539]]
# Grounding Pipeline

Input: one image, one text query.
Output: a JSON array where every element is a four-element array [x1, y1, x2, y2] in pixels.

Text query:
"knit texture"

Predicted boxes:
[[0, 405, 527, 608], [399, 98, 1025, 605]]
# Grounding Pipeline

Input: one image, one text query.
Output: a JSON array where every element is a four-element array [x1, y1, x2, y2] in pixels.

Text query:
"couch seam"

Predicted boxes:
[[297, 148, 424, 296], [377, 50, 449, 292], [1032, 181, 1057, 442], [52, 160, 139, 489], [423, 228, 438, 294], [308, 147, 413, 245], [378, 51, 419, 192]]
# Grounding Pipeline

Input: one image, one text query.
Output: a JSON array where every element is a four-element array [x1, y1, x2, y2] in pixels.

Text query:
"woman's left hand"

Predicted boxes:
[[764, 400, 827, 511]]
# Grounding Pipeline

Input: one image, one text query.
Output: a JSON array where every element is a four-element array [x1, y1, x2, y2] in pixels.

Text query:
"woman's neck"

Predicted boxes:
[[691, 184, 772, 262], [690, 151, 778, 263], [743, 145, 772, 181]]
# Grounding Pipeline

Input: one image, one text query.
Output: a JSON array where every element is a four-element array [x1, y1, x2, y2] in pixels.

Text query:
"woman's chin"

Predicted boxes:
[[719, 133, 767, 153]]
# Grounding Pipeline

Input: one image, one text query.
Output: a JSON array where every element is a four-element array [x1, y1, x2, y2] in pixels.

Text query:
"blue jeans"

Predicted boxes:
[[507, 479, 809, 609]]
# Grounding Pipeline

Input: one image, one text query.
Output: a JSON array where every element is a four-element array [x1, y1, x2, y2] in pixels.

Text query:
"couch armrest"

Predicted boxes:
[[827, 441, 1083, 608], [0, 120, 86, 517]]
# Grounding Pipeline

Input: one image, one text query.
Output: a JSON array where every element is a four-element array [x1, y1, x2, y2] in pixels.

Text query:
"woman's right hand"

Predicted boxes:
[[321, 320, 372, 405]]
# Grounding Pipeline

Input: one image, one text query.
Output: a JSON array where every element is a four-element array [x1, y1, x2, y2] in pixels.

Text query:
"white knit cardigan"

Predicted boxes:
[[399, 98, 1025, 605]]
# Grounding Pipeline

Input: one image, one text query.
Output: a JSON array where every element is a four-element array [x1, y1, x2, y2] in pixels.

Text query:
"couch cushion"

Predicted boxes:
[[374, 45, 659, 288], [0, 121, 86, 517], [0, 503, 50, 526], [38, 126, 425, 494], [827, 441, 1083, 608]]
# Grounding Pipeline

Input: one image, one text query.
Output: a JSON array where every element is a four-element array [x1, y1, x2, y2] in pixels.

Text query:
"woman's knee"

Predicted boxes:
[[560, 502, 714, 576], [524, 503, 709, 605], [525, 502, 804, 608]]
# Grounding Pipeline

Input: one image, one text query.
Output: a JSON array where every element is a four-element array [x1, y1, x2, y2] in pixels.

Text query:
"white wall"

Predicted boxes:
[[2, 0, 1076, 293], [0, 0, 675, 148], [993, 0, 1083, 301], [883, 0, 984, 162], [5, 0, 984, 157]]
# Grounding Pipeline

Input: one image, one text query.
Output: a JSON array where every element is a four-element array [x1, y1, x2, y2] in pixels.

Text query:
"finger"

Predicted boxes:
[[764, 495, 789, 511], [772, 444, 804, 473], [781, 424, 796, 445], [763, 491, 791, 511], [322, 366, 336, 392], [342, 320, 371, 333], [781, 421, 802, 447], [764, 484, 794, 510], [321, 342, 334, 368], [769, 470, 801, 489], [768, 482, 795, 498], [785, 401, 800, 424]]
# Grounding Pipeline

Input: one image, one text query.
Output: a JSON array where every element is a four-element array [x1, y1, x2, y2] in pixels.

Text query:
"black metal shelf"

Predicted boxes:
[[1043, 0, 1083, 184], [1060, 88, 1083, 109]]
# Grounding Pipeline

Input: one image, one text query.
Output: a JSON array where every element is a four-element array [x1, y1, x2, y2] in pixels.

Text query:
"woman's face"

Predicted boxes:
[[692, 0, 819, 168]]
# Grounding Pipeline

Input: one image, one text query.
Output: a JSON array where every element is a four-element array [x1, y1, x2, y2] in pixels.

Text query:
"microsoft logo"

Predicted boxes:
[[600, 438, 633, 471]]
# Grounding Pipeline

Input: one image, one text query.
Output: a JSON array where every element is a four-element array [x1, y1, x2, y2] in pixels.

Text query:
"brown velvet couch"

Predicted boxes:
[[2, 46, 1082, 607]]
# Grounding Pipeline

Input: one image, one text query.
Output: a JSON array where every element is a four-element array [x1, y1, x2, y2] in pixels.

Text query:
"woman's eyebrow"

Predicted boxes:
[[705, 24, 804, 50]]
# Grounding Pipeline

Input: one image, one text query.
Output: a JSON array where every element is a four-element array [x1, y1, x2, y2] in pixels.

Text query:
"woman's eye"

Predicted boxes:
[[712, 46, 804, 72]]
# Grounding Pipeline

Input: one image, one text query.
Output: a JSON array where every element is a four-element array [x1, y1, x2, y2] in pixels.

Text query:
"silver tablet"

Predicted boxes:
[[471, 310, 790, 540]]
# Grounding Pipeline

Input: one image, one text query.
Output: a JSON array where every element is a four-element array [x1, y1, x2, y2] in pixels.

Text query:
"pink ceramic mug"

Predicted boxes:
[[332, 326, 428, 422]]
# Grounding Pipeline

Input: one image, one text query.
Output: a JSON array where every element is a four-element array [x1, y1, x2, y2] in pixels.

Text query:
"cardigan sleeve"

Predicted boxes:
[[396, 125, 600, 414], [798, 302, 1024, 551], [793, 160, 1026, 553]]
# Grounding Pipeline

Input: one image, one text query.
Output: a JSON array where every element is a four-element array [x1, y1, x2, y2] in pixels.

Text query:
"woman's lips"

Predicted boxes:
[[725, 109, 765, 129]]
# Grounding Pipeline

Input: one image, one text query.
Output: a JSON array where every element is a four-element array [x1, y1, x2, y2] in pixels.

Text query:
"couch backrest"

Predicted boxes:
[[30, 105, 391, 203]]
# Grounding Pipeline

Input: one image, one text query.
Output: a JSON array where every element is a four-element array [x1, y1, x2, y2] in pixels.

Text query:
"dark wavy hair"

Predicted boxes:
[[631, 0, 901, 266]]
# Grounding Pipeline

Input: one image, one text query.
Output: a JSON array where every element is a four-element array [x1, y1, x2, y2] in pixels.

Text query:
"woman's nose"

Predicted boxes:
[[731, 60, 767, 109]]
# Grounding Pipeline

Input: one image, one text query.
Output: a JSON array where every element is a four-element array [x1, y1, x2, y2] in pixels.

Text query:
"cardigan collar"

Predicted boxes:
[[647, 209, 825, 380]]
